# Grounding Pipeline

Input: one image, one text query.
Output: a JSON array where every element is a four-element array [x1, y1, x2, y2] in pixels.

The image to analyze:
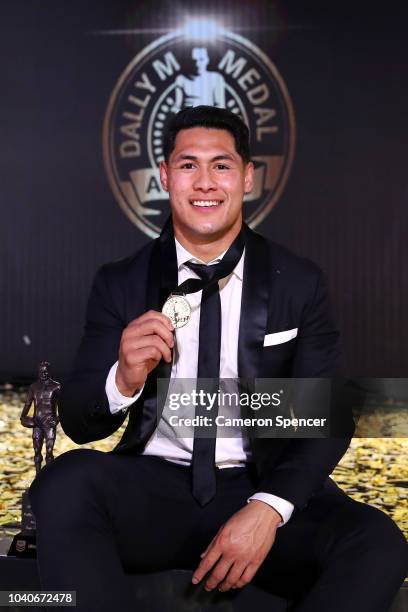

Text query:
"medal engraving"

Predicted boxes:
[[162, 295, 191, 328]]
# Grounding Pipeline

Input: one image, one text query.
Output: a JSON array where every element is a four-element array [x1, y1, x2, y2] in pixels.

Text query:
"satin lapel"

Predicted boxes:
[[238, 225, 270, 379], [157, 217, 178, 393], [140, 217, 178, 442]]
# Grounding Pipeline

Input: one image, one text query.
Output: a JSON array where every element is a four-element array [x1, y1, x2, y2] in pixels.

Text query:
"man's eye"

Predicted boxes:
[[215, 164, 229, 170], [181, 163, 195, 169]]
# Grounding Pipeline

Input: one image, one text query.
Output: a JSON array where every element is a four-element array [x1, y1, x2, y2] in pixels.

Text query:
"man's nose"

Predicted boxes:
[[192, 167, 217, 191]]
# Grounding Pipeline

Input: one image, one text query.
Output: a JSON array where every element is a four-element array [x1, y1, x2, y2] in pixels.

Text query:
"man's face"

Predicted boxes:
[[39, 367, 49, 381], [192, 48, 209, 73], [160, 127, 253, 246]]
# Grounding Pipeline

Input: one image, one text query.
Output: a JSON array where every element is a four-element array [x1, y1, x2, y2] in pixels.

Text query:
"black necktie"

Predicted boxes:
[[184, 261, 221, 506]]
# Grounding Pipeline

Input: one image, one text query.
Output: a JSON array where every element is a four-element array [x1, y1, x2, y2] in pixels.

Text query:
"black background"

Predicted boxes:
[[1, 1, 407, 381]]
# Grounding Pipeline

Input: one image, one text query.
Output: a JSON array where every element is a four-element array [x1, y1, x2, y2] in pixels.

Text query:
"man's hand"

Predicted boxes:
[[116, 310, 174, 397], [20, 416, 34, 428], [192, 500, 282, 592]]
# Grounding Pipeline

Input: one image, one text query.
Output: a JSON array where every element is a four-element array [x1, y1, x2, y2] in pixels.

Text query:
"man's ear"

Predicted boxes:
[[160, 160, 169, 192], [244, 161, 254, 194]]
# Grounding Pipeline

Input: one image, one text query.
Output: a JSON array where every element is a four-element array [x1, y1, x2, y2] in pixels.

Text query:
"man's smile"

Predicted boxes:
[[190, 199, 224, 208]]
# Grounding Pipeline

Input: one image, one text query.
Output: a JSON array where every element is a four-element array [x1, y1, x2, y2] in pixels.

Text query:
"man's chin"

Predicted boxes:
[[174, 215, 242, 245], [187, 224, 229, 242]]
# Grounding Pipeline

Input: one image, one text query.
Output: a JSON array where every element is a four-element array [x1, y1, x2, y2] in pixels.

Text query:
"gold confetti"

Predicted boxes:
[[0, 387, 407, 540]]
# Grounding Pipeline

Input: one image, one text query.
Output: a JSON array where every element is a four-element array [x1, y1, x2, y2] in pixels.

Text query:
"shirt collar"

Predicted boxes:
[[175, 238, 244, 281]]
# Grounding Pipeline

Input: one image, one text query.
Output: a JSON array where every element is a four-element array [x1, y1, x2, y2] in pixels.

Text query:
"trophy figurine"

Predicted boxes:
[[8, 361, 60, 558]]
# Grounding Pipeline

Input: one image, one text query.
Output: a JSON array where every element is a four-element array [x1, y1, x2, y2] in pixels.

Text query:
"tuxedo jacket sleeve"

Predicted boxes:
[[59, 242, 154, 444], [253, 266, 354, 509]]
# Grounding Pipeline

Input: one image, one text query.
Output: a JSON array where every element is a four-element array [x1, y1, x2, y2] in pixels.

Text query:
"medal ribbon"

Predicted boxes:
[[170, 229, 245, 297]]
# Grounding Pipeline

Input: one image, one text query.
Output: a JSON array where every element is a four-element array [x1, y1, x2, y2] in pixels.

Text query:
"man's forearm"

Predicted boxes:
[[59, 370, 128, 444], [257, 436, 352, 509]]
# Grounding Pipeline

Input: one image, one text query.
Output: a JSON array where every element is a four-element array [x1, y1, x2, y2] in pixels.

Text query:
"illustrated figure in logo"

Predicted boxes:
[[172, 47, 226, 112], [20, 361, 60, 474]]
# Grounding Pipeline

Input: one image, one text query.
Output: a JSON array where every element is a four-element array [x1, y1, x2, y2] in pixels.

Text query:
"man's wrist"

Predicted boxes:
[[106, 362, 145, 415], [115, 370, 141, 397], [248, 499, 283, 525], [116, 382, 140, 398], [247, 492, 294, 526]]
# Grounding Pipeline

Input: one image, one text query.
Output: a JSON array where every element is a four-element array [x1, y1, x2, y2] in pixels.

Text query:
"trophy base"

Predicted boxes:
[[7, 490, 37, 558], [7, 532, 37, 558]]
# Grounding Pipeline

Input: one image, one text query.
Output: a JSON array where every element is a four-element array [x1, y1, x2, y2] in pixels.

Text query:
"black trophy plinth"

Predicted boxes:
[[8, 491, 37, 558]]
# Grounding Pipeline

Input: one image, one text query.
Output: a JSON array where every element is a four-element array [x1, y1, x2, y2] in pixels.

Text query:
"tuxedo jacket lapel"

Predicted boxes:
[[238, 225, 270, 380], [139, 218, 178, 444], [237, 225, 289, 466]]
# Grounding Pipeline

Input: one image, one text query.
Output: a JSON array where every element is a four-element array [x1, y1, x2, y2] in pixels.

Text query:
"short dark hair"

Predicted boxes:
[[163, 105, 251, 164]]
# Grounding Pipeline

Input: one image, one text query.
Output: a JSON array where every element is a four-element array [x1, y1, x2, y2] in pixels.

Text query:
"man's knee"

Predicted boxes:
[[348, 503, 408, 579], [369, 508, 407, 576], [29, 448, 108, 522]]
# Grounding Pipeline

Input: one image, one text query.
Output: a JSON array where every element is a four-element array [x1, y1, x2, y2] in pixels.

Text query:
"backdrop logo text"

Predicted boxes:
[[103, 24, 296, 237]]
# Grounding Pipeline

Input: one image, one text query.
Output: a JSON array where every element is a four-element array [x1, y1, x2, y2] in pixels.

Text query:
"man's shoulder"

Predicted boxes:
[[95, 239, 156, 284], [49, 379, 61, 390], [249, 228, 323, 281]]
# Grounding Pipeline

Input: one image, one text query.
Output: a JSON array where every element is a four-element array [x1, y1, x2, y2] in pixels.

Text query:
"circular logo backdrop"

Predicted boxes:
[[103, 24, 296, 238]]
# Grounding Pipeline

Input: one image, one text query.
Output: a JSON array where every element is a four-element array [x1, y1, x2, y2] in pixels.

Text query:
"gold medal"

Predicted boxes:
[[162, 294, 191, 328]]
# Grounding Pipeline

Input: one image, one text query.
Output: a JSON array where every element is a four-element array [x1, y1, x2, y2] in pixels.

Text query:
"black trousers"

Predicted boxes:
[[29, 449, 407, 612]]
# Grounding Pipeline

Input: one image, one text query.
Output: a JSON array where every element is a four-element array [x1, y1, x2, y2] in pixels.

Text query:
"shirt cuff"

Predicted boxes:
[[105, 361, 144, 414], [247, 492, 294, 526]]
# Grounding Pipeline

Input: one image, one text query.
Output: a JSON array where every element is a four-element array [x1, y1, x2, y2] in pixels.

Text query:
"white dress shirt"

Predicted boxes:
[[105, 238, 294, 525]]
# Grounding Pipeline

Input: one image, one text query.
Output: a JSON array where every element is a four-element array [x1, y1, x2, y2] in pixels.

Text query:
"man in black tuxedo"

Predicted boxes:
[[29, 106, 407, 611]]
